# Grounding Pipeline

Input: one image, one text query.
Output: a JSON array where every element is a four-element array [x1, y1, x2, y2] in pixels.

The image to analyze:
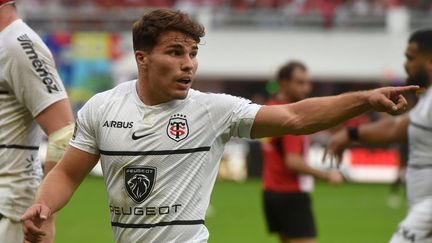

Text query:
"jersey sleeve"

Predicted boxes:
[[69, 98, 100, 155], [3, 33, 67, 117], [207, 93, 261, 140], [281, 135, 304, 155]]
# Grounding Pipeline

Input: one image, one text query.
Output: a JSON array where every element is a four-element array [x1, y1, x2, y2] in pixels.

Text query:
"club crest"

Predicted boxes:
[[124, 166, 156, 203], [167, 114, 189, 142]]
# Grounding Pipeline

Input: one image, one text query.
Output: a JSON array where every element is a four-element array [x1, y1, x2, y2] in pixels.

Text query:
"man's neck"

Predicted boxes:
[[0, 5, 18, 32], [135, 78, 169, 106]]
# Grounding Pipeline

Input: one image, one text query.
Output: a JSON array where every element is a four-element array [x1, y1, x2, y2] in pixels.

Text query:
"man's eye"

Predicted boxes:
[[169, 51, 180, 56], [190, 52, 197, 58]]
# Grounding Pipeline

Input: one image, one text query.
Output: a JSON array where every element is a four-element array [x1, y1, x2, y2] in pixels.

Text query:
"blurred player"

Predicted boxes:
[[262, 61, 343, 243], [21, 9, 416, 243], [325, 29, 432, 243], [0, 1, 74, 242]]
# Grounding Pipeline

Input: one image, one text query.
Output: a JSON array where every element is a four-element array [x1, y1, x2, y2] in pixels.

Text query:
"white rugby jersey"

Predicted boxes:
[[70, 80, 261, 242], [407, 87, 432, 206], [0, 19, 67, 221]]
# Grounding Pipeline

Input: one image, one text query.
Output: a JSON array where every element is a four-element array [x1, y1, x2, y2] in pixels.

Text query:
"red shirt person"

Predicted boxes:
[[263, 99, 313, 193], [261, 61, 343, 243]]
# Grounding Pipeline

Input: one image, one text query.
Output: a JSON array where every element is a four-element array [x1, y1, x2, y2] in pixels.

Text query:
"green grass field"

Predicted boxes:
[[56, 177, 407, 243]]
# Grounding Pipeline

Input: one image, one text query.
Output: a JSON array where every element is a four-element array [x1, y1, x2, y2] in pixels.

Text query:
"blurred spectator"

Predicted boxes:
[[261, 61, 343, 243]]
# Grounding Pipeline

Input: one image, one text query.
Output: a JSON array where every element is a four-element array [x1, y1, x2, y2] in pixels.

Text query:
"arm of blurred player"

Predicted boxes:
[[251, 86, 416, 138], [35, 99, 74, 175], [32, 99, 74, 243], [353, 113, 409, 144], [285, 154, 343, 185], [324, 113, 409, 164], [21, 146, 99, 243]]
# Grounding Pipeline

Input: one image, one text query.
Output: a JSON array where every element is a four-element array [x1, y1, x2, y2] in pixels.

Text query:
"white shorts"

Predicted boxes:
[[389, 197, 432, 243], [0, 214, 24, 243]]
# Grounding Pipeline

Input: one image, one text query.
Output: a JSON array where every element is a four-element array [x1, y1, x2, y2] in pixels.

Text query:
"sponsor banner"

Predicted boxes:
[[310, 145, 400, 183]]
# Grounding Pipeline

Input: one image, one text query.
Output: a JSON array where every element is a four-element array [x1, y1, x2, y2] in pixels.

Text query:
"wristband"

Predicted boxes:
[[46, 123, 75, 163], [347, 127, 359, 141]]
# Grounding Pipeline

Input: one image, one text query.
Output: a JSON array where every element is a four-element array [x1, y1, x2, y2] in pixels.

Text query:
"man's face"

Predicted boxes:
[[280, 68, 312, 102], [138, 31, 198, 104], [404, 42, 430, 87]]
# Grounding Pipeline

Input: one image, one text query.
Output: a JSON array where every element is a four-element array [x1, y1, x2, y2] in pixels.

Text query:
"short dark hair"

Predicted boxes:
[[409, 29, 432, 54], [132, 9, 205, 52], [276, 61, 307, 81]]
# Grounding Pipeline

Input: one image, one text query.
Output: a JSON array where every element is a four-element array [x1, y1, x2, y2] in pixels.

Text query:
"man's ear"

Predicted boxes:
[[135, 50, 149, 68]]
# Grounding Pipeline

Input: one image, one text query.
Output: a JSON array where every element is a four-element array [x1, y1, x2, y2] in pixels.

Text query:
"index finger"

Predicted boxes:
[[21, 204, 51, 222], [21, 207, 40, 221], [391, 85, 419, 93]]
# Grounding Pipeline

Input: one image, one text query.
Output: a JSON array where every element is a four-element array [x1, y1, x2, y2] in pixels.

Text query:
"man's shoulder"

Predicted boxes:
[[188, 90, 258, 117], [0, 20, 35, 48], [0, 20, 43, 60], [189, 89, 244, 103]]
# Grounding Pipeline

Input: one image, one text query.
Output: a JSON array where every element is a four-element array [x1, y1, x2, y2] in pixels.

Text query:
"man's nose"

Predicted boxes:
[[181, 56, 194, 71]]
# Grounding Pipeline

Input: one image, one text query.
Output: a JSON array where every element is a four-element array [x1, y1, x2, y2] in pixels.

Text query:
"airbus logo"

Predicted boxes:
[[102, 120, 133, 129]]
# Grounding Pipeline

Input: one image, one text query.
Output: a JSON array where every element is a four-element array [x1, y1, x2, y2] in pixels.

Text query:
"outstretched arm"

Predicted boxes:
[[251, 86, 417, 138], [21, 146, 99, 242]]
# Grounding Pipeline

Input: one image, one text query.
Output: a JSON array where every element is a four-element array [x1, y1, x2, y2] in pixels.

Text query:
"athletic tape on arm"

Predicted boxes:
[[46, 123, 75, 163]]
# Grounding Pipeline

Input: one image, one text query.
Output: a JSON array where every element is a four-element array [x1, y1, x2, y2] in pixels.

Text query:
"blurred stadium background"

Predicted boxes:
[[20, 0, 426, 242]]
